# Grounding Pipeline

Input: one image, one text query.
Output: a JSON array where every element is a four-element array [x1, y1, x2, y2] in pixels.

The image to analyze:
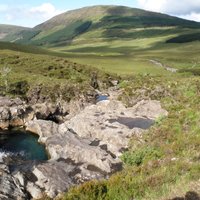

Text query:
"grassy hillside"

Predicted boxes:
[[43, 6, 200, 75], [4, 6, 200, 47], [1, 6, 200, 200], [0, 24, 29, 41], [60, 73, 200, 200], [2, 6, 200, 76], [0, 41, 70, 57], [166, 32, 200, 43], [0, 48, 117, 102]]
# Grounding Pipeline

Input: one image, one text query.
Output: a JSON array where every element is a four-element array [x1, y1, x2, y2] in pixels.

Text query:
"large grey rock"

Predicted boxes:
[[26, 120, 121, 174], [0, 95, 168, 199], [0, 164, 27, 200], [65, 100, 168, 156], [31, 160, 106, 198], [24, 99, 167, 198], [0, 96, 34, 129]]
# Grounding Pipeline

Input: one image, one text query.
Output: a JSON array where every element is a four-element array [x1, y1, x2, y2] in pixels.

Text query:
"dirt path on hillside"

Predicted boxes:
[[150, 59, 178, 73]]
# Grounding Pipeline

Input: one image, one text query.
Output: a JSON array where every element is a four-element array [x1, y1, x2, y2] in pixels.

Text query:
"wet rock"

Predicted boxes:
[[0, 95, 168, 199], [0, 164, 27, 200], [26, 120, 121, 174], [31, 161, 105, 198], [0, 107, 10, 129], [26, 182, 43, 199], [65, 100, 168, 156]]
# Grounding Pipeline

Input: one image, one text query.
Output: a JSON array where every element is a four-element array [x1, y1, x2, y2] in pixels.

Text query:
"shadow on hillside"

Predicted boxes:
[[171, 191, 200, 200]]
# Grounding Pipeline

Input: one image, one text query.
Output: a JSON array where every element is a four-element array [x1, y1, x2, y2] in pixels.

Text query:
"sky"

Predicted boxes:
[[0, 0, 200, 27]]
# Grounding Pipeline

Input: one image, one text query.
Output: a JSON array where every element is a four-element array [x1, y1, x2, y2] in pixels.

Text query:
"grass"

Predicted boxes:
[[60, 74, 200, 200], [1, 6, 200, 199], [0, 49, 117, 101], [0, 39, 200, 200], [48, 23, 200, 76], [51, 38, 200, 76]]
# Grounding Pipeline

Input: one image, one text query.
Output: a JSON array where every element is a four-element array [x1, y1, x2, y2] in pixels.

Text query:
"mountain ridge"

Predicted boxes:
[[0, 24, 29, 41], [1, 5, 200, 47]]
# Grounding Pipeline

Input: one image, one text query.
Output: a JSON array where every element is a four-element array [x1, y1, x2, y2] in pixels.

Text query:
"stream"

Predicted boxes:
[[0, 129, 48, 161]]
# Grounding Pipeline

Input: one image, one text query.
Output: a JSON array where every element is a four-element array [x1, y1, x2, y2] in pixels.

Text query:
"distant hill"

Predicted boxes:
[[0, 24, 29, 42], [2, 5, 200, 47], [0, 41, 67, 57]]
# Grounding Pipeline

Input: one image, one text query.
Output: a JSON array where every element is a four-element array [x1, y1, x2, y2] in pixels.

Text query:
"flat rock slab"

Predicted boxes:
[[2, 99, 167, 199], [108, 117, 155, 129], [65, 99, 168, 156], [0, 164, 27, 200]]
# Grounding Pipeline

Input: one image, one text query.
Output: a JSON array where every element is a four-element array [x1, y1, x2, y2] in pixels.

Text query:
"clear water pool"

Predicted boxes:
[[0, 129, 48, 161]]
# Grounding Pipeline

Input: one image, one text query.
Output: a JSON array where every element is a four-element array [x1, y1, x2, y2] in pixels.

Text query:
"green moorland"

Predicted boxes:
[[0, 47, 117, 102], [54, 36, 200, 200], [58, 73, 200, 200], [51, 27, 200, 75], [0, 24, 29, 41], [1, 40, 200, 200], [1, 5, 200, 200]]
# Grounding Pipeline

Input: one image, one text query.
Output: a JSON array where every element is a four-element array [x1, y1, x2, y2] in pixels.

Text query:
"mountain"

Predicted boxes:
[[0, 41, 68, 57], [0, 24, 29, 42], [3, 5, 200, 47]]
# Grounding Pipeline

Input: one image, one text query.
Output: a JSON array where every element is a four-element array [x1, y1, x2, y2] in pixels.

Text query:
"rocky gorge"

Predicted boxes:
[[0, 92, 168, 199]]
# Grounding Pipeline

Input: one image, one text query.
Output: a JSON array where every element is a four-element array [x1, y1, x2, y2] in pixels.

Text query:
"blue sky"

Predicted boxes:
[[0, 0, 200, 27]]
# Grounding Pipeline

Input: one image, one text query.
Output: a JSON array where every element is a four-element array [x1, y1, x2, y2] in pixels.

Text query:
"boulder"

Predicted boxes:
[[0, 107, 10, 129], [26, 120, 121, 174], [31, 160, 106, 198], [0, 164, 27, 200], [65, 100, 168, 156], [0, 95, 168, 199]]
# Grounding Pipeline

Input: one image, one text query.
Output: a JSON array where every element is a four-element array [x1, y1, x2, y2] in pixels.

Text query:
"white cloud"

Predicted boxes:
[[137, 0, 200, 21], [179, 12, 200, 22], [138, 0, 167, 13], [5, 14, 13, 21], [0, 3, 64, 27], [0, 4, 8, 12], [29, 3, 63, 19], [137, 0, 200, 15]]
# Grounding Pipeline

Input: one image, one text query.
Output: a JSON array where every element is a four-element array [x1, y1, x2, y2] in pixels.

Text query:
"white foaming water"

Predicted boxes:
[[0, 149, 27, 162], [0, 151, 10, 162]]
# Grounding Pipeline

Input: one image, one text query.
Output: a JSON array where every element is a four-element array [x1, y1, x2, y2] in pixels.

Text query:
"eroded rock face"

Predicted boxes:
[[31, 161, 106, 198], [0, 95, 91, 130], [26, 120, 121, 174], [0, 163, 27, 200], [65, 100, 168, 156], [0, 96, 34, 130], [0, 96, 168, 199]]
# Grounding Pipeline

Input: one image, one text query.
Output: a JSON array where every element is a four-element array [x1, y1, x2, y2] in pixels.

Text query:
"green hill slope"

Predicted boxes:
[[0, 24, 29, 42], [2, 5, 200, 76], [0, 41, 69, 57], [4, 5, 200, 48]]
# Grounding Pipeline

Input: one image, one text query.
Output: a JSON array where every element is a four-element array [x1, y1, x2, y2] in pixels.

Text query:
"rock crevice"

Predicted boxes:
[[0, 96, 168, 199]]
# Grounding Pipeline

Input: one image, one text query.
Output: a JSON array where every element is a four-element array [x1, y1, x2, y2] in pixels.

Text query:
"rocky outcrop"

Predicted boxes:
[[26, 120, 120, 174], [65, 99, 168, 156], [0, 163, 28, 200], [30, 161, 107, 198], [0, 95, 168, 199], [0, 96, 90, 130], [23, 99, 168, 198]]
